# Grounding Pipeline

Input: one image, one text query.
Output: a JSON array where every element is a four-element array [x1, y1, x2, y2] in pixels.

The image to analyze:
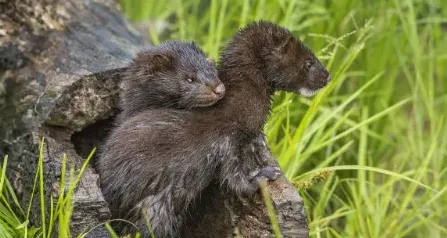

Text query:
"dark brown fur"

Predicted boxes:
[[98, 21, 330, 237], [117, 41, 225, 123]]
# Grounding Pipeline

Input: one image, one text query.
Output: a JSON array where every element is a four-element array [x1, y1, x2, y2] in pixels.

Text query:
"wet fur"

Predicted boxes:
[[98, 21, 330, 237]]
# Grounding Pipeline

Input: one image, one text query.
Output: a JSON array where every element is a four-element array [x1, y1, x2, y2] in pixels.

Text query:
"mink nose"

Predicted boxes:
[[213, 83, 226, 98], [326, 75, 331, 83]]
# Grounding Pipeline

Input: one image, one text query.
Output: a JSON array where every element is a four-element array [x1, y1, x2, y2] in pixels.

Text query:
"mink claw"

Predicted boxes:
[[245, 166, 282, 195], [249, 165, 282, 181], [259, 165, 282, 180]]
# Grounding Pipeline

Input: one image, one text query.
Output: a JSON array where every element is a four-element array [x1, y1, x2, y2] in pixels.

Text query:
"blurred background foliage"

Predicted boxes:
[[120, 0, 447, 237]]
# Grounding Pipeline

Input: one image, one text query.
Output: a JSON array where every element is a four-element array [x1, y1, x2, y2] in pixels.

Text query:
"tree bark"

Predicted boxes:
[[0, 0, 308, 237]]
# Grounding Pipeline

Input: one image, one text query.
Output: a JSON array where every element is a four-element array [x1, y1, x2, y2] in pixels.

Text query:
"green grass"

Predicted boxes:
[[120, 0, 446, 237], [1, 0, 445, 237], [0, 139, 96, 238]]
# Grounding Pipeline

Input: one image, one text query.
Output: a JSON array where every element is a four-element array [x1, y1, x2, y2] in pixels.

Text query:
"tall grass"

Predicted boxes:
[[120, 0, 447, 237], [0, 139, 96, 238]]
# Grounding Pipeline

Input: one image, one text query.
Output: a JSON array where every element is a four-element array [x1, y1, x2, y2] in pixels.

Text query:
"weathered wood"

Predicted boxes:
[[182, 176, 308, 238], [0, 0, 145, 236], [0, 0, 308, 237]]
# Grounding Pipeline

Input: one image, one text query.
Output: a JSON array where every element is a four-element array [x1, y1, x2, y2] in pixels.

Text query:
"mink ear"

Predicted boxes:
[[276, 36, 295, 55], [150, 53, 173, 71]]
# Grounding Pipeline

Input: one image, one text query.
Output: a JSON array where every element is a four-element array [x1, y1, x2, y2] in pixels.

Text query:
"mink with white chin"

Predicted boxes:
[[117, 40, 225, 123], [98, 21, 331, 238]]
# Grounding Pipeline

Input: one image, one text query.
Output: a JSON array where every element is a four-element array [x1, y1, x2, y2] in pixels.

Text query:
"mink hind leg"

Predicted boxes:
[[125, 195, 185, 238], [137, 196, 183, 238]]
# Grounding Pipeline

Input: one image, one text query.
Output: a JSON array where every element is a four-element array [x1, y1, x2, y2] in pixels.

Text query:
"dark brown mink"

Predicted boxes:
[[117, 40, 225, 123], [98, 21, 331, 238]]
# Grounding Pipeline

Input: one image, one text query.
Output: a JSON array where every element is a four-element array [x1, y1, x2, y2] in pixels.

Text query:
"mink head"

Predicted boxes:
[[267, 34, 331, 97], [228, 21, 331, 97], [122, 41, 225, 110]]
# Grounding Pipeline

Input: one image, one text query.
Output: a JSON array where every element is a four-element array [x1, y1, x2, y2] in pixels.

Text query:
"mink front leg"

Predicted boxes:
[[220, 133, 282, 195]]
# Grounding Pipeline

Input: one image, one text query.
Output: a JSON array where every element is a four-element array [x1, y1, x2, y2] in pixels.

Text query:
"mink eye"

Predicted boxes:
[[186, 77, 194, 83], [305, 61, 312, 69]]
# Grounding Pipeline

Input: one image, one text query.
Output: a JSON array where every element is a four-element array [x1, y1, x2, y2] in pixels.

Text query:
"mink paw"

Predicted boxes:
[[249, 165, 282, 182], [242, 166, 282, 195]]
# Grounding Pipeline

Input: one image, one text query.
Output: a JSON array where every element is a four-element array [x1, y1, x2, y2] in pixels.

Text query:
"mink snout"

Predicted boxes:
[[212, 83, 225, 99]]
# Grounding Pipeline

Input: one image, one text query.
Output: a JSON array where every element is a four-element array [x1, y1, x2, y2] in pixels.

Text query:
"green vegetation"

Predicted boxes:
[[0, 139, 95, 237], [120, 0, 447, 237], [0, 0, 445, 237]]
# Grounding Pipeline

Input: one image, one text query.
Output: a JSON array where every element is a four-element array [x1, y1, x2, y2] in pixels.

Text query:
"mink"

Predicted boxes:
[[98, 21, 331, 237], [117, 41, 225, 123]]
